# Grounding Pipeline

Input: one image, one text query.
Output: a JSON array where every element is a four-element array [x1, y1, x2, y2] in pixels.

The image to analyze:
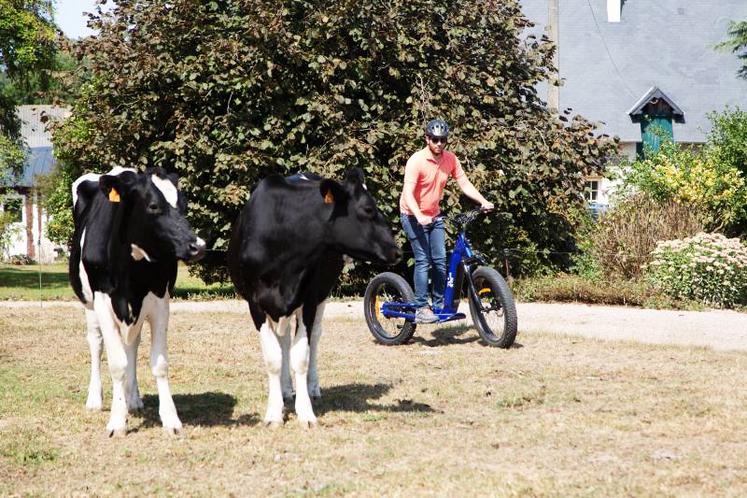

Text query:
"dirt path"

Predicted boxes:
[[4, 299, 747, 352]]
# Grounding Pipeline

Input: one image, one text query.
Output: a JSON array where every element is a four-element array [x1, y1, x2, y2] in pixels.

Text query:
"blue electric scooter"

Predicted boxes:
[[363, 209, 517, 348]]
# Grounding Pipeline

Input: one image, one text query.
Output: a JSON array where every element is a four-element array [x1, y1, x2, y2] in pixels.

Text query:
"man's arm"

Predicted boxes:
[[455, 171, 494, 211], [403, 160, 433, 225]]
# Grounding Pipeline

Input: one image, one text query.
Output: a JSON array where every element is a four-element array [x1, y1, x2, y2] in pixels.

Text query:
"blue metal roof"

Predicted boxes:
[[6, 105, 70, 188], [520, 0, 747, 143], [20, 146, 55, 187]]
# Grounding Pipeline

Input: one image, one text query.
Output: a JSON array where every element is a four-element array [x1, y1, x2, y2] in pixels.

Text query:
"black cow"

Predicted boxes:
[[228, 168, 401, 427], [70, 166, 205, 436]]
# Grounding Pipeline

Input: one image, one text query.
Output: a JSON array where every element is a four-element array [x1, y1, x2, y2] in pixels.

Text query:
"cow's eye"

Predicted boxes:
[[148, 203, 161, 213], [362, 206, 376, 218]]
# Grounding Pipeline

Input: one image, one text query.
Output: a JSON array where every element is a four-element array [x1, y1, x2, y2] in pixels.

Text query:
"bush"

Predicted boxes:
[[621, 109, 747, 234], [514, 273, 655, 306], [589, 193, 703, 279], [646, 232, 747, 308]]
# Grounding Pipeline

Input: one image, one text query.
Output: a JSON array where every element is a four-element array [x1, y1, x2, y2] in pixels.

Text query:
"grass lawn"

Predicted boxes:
[[1, 305, 746, 496], [0, 262, 234, 301]]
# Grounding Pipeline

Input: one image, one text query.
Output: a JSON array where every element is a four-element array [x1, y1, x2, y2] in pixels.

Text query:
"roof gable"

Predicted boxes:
[[627, 87, 685, 123]]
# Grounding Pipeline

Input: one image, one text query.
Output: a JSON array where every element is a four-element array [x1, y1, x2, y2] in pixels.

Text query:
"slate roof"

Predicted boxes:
[[519, 0, 747, 143]]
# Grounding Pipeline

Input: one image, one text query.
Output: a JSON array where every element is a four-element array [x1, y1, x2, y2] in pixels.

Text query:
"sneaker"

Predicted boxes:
[[415, 306, 439, 324]]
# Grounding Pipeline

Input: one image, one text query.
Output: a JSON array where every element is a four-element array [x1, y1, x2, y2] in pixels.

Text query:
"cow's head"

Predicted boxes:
[[99, 168, 206, 263], [320, 168, 402, 265]]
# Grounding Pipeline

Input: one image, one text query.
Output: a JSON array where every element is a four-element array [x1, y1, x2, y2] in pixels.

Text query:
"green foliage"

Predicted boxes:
[[52, 0, 617, 282], [0, 130, 24, 177], [36, 163, 73, 244], [718, 20, 747, 79], [707, 106, 747, 178], [0, 209, 21, 257], [0, 0, 59, 182], [646, 233, 747, 308], [588, 193, 704, 279], [622, 112, 747, 233], [0, 0, 56, 79], [0, 47, 88, 104]]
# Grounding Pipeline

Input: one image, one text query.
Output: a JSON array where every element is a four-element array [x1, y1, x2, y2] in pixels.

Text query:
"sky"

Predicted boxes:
[[54, 0, 100, 39]]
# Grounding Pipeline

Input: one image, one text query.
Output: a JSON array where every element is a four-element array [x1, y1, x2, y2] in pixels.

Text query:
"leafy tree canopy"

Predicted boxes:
[[719, 20, 747, 79], [52, 0, 617, 283], [0, 0, 58, 184]]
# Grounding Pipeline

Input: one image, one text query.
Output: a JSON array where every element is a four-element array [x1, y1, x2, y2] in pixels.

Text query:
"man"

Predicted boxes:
[[399, 119, 494, 324]]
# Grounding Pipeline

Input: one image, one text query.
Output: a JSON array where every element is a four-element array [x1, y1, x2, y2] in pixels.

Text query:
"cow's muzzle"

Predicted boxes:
[[384, 246, 403, 266], [186, 237, 207, 262]]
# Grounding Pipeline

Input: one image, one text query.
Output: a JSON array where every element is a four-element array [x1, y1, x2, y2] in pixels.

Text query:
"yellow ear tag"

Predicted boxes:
[[324, 190, 334, 204], [108, 188, 121, 203]]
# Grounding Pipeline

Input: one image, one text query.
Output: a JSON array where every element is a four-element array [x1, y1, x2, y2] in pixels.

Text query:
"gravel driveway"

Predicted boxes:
[[6, 299, 747, 352]]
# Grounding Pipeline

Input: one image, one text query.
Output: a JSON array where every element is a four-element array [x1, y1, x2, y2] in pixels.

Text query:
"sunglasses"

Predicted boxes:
[[428, 136, 448, 144]]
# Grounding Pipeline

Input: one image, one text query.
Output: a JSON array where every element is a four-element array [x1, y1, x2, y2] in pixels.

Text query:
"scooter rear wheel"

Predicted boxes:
[[364, 272, 417, 345]]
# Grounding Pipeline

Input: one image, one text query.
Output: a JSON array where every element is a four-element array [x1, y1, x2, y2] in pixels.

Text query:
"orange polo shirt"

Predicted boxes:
[[399, 147, 466, 217]]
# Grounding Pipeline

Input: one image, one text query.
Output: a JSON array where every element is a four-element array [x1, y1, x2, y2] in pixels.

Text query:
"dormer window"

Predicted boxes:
[[627, 87, 684, 157]]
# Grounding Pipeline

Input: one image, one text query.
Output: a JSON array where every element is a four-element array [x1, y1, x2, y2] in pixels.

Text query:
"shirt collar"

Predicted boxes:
[[422, 146, 442, 164]]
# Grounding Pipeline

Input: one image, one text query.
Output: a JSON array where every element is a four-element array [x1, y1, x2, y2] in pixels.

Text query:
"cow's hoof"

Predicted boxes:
[[282, 392, 295, 404], [298, 418, 318, 430], [107, 426, 127, 438], [163, 426, 182, 437], [265, 420, 283, 429], [127, 397, 144, 412]]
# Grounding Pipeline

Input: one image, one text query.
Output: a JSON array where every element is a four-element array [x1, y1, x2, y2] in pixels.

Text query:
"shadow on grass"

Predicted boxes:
[[138, 391, 260, 429], [0, 266, 70, 289], [412, 324, 524, 349], [314, 383, 439, 416], [412, 323, 481, 347]]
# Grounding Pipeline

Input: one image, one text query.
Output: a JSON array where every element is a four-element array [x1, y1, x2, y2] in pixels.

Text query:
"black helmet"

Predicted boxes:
[[425, 119, 449, 138]]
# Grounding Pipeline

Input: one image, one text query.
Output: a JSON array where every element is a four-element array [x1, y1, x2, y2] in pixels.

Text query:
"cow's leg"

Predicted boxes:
[[124, 331, 144, 412], [93, 295, 128, 437], [84, 308, 104, 410], [278, 318, 294, 402], [291, 307, 316, 428], [149, 298, 181, 435], [307, 301, 325, 400], [259, 317, 284, 427]]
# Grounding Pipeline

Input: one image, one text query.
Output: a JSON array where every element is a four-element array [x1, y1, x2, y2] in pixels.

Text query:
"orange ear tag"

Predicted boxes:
[[324, 190, 334, 204], [108, 188, 121, 203]]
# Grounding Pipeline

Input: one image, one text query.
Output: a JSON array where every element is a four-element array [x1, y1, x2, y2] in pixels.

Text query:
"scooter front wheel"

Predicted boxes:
[[468, 266, 518, 348], [364, 272, 417, 346]]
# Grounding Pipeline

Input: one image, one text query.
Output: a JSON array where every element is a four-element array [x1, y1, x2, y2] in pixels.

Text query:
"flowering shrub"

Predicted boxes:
[[623, 140, 747, 231], [646, 233, 747, 307]]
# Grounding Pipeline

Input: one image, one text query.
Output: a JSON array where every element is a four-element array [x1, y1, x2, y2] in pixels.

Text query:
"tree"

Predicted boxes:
[[719, 20, 747, 79], [0, 0, 58, 184], [52, 0, 617, 284]]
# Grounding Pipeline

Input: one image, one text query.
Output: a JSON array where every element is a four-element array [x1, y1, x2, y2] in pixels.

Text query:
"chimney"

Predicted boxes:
[[607, 0, 621, 22]]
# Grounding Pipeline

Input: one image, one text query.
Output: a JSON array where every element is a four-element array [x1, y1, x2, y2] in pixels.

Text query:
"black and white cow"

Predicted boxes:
[[69, 166, 205, 436], [227, 168, 401, 427]]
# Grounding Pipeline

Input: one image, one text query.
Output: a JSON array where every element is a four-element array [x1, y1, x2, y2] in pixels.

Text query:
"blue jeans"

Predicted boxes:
[[400, 215, 447, 310]]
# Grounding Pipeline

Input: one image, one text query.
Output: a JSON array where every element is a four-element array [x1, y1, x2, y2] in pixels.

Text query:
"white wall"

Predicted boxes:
[[4, 190, 60, 263]]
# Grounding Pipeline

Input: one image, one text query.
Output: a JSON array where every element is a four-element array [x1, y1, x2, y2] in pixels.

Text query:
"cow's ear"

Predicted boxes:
[[319, 179, 346, 205], [99, 171, 137, 203], [344, 167, 368, 195], [345, 167, 365, 186]]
